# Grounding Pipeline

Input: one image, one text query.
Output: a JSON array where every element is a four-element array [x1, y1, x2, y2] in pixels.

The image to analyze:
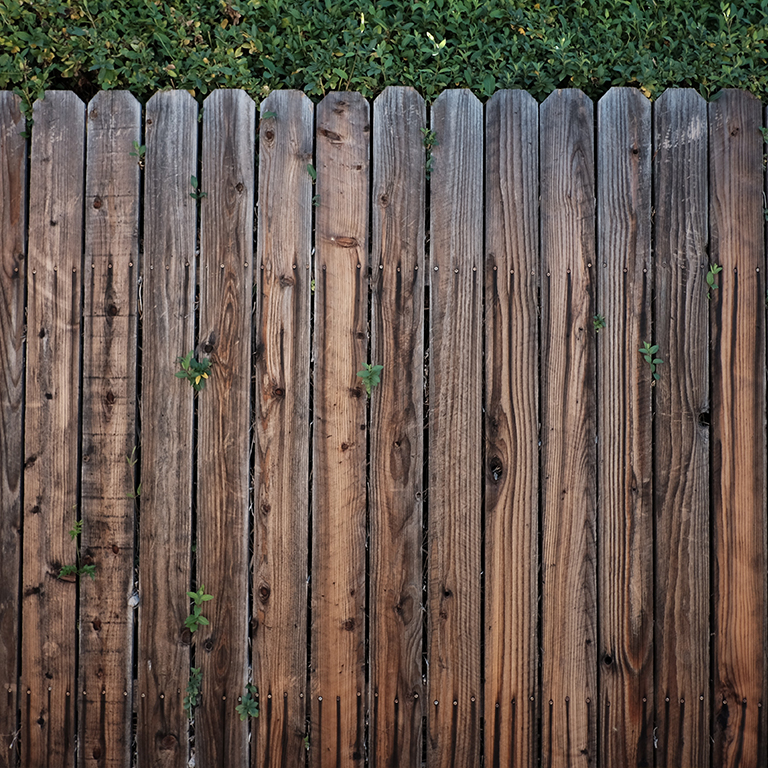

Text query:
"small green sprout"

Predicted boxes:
[[357, 363, 384, 397], [189, 175, 207, 200], [261, 110, 276, 120], [593, 314, 606, 332], [129, 140, 146, 168], [706, 263, 723, 299], [421, 127, 438, 181], [306, 164, 317, 181], [185, 585, 213, 633], [236, 684, 260, 720], [639, 341, 663, 384], [58, 518, 96, 581], [183, 667, 202, 718], [175, 351, 213, 392]]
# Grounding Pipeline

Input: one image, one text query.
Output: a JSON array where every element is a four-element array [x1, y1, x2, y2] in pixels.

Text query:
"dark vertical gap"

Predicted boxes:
[[421, 98, 432, 768], [305, 98, 318, 768], [73, 105, 89, 768], [478, 98, 487, 768]]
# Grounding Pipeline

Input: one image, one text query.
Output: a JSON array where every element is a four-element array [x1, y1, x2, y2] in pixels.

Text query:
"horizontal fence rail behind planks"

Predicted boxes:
[[0, 86, 767, 768]]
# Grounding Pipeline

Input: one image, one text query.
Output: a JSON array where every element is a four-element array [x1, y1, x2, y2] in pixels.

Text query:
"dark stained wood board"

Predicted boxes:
[[310, 92, 369, 768], [0, 91, 26, 768], [426, 88, 483, 768], [709, 88, 767, 768], [369, 86, 426, 768], [539, 88, 597, 768], [22, 90, 85, 768], [137, 90, 197, 768], [595, 87, 653, 767], [252, 90, 314, 768], [653, 88, 710, 768], [195, 88, 255, 768], [79, 90, 141, 768], [483, 88, 539, 768]]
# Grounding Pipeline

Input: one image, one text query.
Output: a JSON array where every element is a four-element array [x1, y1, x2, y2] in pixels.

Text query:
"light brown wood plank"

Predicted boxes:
[[195, 88, 255, 768], [596, 87, 653, 767], [653, 88, 710, 768], [137, 90, 197, 768], [426, 88, 483, 768], [22, 90, 85, 768], [483, 89, 539, 768], [310, 92, 369, 768], [539, 88, 597, 768], [252, 90, 314, 768], [709, 88, 767, 768], [79, 90, 141, 768], [369, 85, 425, 768], [0, 91, 26, 768]]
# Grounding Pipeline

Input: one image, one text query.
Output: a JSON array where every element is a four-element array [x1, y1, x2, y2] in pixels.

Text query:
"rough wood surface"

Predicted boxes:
[[653, 88, 710, 768], [310, 92, 369, 768], [195, 88, 254, 768], [483, 88, 539, 768], [137, 90, 197, 768], [253, 90, 314, 768], [596, 87, 653, 767], [369, 86, 426, 768], [426, 89, 483, 768], [22, 90, 85, 768], [539, 88, 597, 768], [79, 90, 141, 768], [0, 91, 26, 768], [709, 88, 767, 768]]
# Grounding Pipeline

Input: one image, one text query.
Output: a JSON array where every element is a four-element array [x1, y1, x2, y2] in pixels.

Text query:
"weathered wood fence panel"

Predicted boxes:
[[1, 86, 768, 768]]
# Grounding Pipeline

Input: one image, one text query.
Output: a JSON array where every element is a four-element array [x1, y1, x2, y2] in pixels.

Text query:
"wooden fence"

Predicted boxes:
[[0, 86, 767, 768]]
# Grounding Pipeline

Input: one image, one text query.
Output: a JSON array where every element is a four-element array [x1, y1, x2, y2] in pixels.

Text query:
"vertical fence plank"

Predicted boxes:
[[22, 90, 85, 768], [253, 90, 314, 768], [310, 92, 369, 768], [79, 90, 141, 768], [426, 89, 483, 768], [137, 90, 197, 768], [596, 87, 653, 767], [653, 88, 710, 768], [709, 88, 767, 768], [369, 86, 426, 767], [195, 89, 255, 768], [0, 92, 26, 768], [540, 89, 597, 768], [483, 89, 539, 768]]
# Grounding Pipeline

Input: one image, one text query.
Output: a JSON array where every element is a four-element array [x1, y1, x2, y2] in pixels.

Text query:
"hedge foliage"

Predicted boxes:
[[1, 0, 768, 115]]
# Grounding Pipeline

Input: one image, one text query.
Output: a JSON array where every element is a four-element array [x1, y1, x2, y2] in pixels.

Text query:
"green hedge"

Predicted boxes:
[[1, 0, 767, 115]]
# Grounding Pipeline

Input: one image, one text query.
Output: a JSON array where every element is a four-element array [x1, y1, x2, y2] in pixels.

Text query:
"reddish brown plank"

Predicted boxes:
[[426, 88, 483, 768], [252, 90, 314, 768], [195, 88, 255, 767], [653, 88, 710, 768], [0, 91, 26, 768], [22, 90, 85, 768], [709, 88, 767, 768], [483, 88, 539, 768], [369, 86, 426, 767], [596, 87, 653, 767], [79, 90, 141, 768], [137, 90, 197, 768], [310, 92, 369, 768], [539, 88, 597, 768]]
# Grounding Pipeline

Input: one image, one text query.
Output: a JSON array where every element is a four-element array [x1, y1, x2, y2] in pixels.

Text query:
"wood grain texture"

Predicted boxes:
[[310, 92, 369, 768], [22, 90, 85, 768], [709, 89, 767, 768], [369, 86, 425, 768], [79, 90, 141, 768], [595, 87, 653, 767], [195, 89, 254, 768], [137, 90, 197, 768], [539, 88, 597, 768], [426, 89, 483, 768], [483, 89, 539, 768], [253, 90, 314, 768], [0, 91, 26, 768], [653, 88, 710, 768]]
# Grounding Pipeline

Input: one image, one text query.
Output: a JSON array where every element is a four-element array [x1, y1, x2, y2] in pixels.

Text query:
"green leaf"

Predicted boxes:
[[307, 164, 317, 181]]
